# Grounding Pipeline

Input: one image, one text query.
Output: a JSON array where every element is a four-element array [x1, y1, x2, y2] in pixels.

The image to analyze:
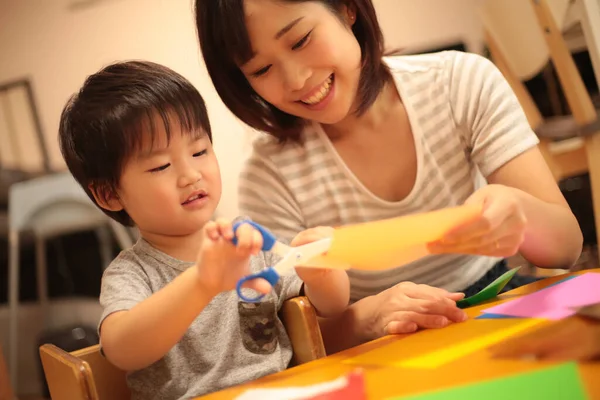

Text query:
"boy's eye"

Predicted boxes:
[[292, 30, 312, 51], [193, 149, 207, 157], [148, 163, 170, 173], [251, 65, 271, 78]]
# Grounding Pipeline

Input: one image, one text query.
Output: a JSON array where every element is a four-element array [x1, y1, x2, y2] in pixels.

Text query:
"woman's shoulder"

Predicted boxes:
[[383, 50, 492, 78]]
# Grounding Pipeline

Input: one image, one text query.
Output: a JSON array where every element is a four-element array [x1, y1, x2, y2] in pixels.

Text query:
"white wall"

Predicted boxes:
[[374, 0, 485, 54], [0, 0, 252, 220]]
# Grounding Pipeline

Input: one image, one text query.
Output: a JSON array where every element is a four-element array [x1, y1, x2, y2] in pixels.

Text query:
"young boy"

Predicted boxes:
[[58, 60, 350, 400]]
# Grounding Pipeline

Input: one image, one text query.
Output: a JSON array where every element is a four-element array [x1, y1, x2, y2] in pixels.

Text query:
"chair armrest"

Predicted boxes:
[[280, 296, 326, 366], [39, 343, 96, 400]]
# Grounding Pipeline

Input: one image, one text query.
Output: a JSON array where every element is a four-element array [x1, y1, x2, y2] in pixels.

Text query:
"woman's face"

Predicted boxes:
[[239, 0, 363, 124]]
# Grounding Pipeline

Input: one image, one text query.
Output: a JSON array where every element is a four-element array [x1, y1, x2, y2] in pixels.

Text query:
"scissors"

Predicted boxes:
[[232, 220, 332, 302]]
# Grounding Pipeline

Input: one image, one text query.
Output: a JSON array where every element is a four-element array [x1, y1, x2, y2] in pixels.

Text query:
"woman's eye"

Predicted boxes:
[[292, 31, 312, 51], [193, 150, 207, 157], [149, 163, 170, 173], [251, 65, 271, 78]]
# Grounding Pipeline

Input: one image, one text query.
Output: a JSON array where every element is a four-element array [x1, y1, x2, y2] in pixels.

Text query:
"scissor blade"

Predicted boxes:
[[272, 238, 332, 273]]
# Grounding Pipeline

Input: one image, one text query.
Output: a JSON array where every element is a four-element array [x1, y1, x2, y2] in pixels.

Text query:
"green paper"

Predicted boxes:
[[457, 266, 521, 309], [390, 362, 588, 400]]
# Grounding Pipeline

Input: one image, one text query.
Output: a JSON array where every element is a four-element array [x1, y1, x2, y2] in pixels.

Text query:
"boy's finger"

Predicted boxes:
[[204, 221, 221, 241], [240, 278, 272, 294], [215, 218, 234, 239], [251, 230, 263, 255], [235, 223, 254, 253]]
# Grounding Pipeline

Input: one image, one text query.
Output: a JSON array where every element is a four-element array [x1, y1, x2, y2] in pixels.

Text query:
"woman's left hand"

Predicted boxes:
[[427, 184, 527, 257]]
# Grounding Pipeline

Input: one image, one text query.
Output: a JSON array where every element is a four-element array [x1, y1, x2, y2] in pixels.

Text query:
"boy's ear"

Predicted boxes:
[[89, 182, 123, 212]]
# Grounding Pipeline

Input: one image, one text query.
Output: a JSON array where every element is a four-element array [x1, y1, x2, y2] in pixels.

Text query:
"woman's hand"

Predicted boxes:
[[359, 282, 468, 340], [489, 317, 600, 361], [427, 184, 527, 258]]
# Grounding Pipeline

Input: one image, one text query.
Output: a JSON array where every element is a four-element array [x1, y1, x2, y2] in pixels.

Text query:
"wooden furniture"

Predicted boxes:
[[0, 343, 15, 400], [197, 269, 600, 399], [39, 296, 325, 400], [481, 0, 600, 258]]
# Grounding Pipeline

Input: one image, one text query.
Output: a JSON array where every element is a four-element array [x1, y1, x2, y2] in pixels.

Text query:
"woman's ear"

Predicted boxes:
[[89, 182, 123, 212], [342, 2, 357, 26]]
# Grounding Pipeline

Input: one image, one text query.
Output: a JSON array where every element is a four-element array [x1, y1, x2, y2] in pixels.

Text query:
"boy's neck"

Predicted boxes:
[[323, 79, 401, 140], [140, 228, 205, 263]]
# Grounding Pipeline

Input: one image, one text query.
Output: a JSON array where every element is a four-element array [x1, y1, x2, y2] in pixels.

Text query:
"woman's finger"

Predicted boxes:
[[384, 311, 451, 335]]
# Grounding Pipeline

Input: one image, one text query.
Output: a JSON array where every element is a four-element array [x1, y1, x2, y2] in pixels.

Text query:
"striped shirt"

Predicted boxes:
[[239, 51, 539, 302]]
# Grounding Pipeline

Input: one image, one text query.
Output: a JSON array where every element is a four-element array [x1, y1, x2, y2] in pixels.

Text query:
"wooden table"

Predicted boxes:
[[197, 269, 600, 399]]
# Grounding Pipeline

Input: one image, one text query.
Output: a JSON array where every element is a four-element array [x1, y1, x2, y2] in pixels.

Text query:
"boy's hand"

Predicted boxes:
[[290, 226, 336, 283], [196, 219, 271, 296]]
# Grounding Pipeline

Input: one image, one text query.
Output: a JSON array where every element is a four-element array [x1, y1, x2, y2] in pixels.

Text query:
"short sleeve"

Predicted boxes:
[[448, 51, 540, 177], [98, 258, 152, 332], [238, 141, 306, 243]]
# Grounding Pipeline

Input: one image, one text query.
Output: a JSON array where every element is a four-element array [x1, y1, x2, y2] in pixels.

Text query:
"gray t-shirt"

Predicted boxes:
[[99, 238, 303, 400]]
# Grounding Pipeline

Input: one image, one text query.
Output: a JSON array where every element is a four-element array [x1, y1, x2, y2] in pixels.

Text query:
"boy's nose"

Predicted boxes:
[[177, 168, 202, 187]]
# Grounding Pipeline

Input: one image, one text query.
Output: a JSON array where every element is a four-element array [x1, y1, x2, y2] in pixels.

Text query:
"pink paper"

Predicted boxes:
[[482, 273, 600, 320]]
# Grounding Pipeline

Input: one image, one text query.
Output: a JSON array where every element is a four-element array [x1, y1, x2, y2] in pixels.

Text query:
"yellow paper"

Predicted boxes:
[[344, 318, 545, 369], [304, 204, 482, 270], [398, 319, 544, 368]]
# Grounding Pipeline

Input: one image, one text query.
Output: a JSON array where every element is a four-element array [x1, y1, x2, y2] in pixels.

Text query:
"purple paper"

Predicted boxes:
[[481, 273, 600, 320]]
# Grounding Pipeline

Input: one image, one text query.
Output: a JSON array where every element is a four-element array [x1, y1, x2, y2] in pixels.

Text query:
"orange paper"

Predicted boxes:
[[304, 204, 482, 271]]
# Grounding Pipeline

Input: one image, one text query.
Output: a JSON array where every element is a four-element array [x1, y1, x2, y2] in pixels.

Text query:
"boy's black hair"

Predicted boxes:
[[195, 0, 390, 143], [59, 60, 212, 226]]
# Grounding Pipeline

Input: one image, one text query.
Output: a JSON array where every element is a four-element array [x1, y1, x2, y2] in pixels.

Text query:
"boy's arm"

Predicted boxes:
[[101, 220, 265, 372], [302, 269, 350, 317], [287, 227, 350, 317], [100, 266, 213, 372]]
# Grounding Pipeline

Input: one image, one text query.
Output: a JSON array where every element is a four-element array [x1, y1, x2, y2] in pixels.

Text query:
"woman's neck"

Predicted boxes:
[[323, 79, 401, 141], [139, 228, 205, 263]]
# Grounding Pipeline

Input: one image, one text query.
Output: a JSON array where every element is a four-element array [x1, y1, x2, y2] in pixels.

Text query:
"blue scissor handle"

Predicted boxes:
[[236, 267, 280, 302], [232, 220, 277, 251]]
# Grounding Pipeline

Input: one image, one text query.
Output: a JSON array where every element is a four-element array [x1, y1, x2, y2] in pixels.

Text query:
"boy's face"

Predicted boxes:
[[107, 120, 221, 237]]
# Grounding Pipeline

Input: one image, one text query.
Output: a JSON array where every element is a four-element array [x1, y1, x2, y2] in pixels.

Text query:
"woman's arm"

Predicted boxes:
[[319, 282, 468, 354], [445, 52, 582, 268]]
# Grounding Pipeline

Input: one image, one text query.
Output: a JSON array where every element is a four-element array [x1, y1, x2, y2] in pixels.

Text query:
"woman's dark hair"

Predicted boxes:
[[59, 61, 212, 226], [195, 0, 390, 143]]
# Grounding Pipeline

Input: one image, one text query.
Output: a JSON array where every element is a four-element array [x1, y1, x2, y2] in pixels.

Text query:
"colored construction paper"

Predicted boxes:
[[235, 370, 366, 400], [475, 313, 521, 319], [344, 319, 544, 369], [389, 363, 588, 400], [482, 273, 600, 320], [396, 319, 543, 369], [475, 275, 577, 319], [457, 266, 521, 309], [303, 205, 482, 270]]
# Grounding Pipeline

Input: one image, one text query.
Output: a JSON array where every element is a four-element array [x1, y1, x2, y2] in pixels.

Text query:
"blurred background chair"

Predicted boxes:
[[6, 172, 132, 390], [480, 0, 600, 263]]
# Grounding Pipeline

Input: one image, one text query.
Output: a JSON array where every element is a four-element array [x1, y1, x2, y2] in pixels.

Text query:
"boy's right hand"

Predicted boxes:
[[196, 219, 271, 296]]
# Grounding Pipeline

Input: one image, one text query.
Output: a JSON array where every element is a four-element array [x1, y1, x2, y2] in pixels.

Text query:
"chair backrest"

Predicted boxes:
[[480, 0, 572, 80], [8, 171, 106, 234], [39, 296, 326, 400]]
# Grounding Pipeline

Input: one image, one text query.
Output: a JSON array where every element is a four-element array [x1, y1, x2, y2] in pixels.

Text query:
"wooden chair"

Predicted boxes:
[[480, 0, 600, 259], [39, 296, 325, 400], [0, 343, 15, 400]]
